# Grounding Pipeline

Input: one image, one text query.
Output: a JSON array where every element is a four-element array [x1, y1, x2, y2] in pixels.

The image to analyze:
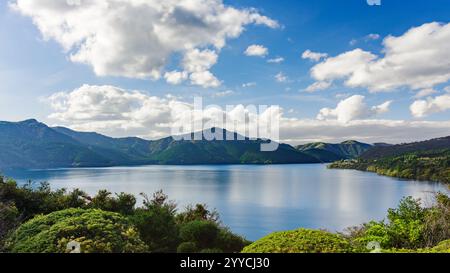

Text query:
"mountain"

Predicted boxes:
[[0, 119, 118, 169], [329, 137, 450, 184], [360, 136, 450, 160], [0, 120, 320, 169], [296, 140, 372, 162]]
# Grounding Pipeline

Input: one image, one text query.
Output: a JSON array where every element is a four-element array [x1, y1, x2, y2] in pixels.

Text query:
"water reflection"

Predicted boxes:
[[5, 164, 448, 241]]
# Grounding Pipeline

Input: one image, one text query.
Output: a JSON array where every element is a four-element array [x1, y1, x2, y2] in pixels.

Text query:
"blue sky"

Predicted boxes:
[[1, 0, 450, 143]]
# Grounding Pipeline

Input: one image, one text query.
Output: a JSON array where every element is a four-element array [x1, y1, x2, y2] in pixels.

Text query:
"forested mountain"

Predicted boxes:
[[296, 140, 372, 162], [0, 119, 321, 169], [361, 137, 450, 159], [330, 137, 450, 184]]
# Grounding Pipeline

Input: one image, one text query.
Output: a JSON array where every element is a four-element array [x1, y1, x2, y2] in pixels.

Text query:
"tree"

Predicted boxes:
[[6, 208, 148, 253]]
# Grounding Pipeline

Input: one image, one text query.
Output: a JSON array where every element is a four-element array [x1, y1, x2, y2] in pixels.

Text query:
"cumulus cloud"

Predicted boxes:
[[302, 50, 328, 62], [164, 71, 188, 85], [317, 95, 392, 123], [244, 45, 269, 57], [309, 22, 450, 92], [46, 85, 450, 144], [11, 0, 278, 87], [410, 94, 450, 118]]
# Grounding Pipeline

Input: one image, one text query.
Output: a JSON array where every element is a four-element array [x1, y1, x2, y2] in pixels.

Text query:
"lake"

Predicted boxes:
[[4, 164, 449, 241]]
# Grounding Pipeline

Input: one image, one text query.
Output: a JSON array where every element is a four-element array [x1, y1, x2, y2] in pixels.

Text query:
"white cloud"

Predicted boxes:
[[242, 82, 256, 88], [301, 50, 328, 62], [317, 95, 392, 123], [305, 81, 332, 92], [164, 71, 188, 85], [309, 22, 450, 92], [414, 88, 438, 99], [410, 94, 450, 118], [212, 90, 234, 98], [275, 72, 288, 83], [46, 85, 450, 144], [189, 71, 221, 88], [365, 33, 380, 41], [281, 119, 450, 145], [267, 57, 284, 63], [444, 86, 450, 93], [244, 45, 269, 57], [11, 0, 278, 87]]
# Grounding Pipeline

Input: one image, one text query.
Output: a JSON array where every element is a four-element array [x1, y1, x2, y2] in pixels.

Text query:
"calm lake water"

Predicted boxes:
[[5, 164, 449, 241]]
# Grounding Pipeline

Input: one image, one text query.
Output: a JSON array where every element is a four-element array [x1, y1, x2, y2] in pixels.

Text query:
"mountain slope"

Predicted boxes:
[[296, 140, 372, 162], [361, 136, 450, 160], [0, 120, 321, 169], [0, 120, 114, 169]]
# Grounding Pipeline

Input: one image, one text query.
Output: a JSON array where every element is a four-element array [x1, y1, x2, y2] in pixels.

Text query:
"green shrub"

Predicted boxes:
[[180, 221, 220, 249], [177, 242, 198, 253], [129, 207, 179, 253], [6, 208, 147, 253], [432, 239, 450, 253], [352, 197, 427, 250], [216, 228, 251, 253], [200, 248, 223, 253], [242, 228, 353, 253]]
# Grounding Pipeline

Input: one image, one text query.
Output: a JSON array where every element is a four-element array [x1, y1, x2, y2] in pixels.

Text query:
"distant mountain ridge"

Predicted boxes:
[[0, 119, 323, 169], [360, 136, 450, 160], [296, 140, 372, 162]]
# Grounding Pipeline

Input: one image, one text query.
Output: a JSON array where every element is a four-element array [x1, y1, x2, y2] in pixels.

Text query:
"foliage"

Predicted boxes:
[[6, 208, 148, 253], [350, 197, 426, 249], [179, 221, 220, 250], [423, 193, 450, 246], [297, 140, 372, 162], [242, 229, 353, 253], [129, 191, 179, 253], [329, 149, 450, 184], [431, 239, 450, 253], [176, 204, 220, 225], [90, 190, 136, 215], [0, 202, 20, 251], [177, 242, 198, 253], [1, 178, 249, 253]]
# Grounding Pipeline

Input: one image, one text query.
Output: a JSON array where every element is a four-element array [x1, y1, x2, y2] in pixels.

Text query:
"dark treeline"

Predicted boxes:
[[329, 149, 450, 184]]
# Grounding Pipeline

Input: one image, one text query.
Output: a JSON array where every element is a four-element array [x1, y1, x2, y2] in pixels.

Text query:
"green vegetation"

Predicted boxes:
[[6, 208, 148, 253], [244, 194, 450, 253], [329, 149, 450, 183], [1, 175, 449, 253], [297, 140, 372, 162], [242, 229, 353, 253], [0, 177, 249, 253]]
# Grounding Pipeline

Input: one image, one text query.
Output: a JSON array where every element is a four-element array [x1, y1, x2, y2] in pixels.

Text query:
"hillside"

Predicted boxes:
[[0, 119, 321, 169], [296, 140, 372, 162], [329, 136, 450, 183], [361, 137, 450, 160]]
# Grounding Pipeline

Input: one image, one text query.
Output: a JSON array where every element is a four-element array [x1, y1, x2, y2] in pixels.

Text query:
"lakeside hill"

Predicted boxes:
[[330, 136, 450, 184], [296, 140, 372, 162], [0, 119, 322, 169], [360, 136, 450, 160]]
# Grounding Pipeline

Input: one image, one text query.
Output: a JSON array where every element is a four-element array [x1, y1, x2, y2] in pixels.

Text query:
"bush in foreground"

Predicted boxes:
[[242, 228, 353, 253], [6, 208, 148, 253]]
